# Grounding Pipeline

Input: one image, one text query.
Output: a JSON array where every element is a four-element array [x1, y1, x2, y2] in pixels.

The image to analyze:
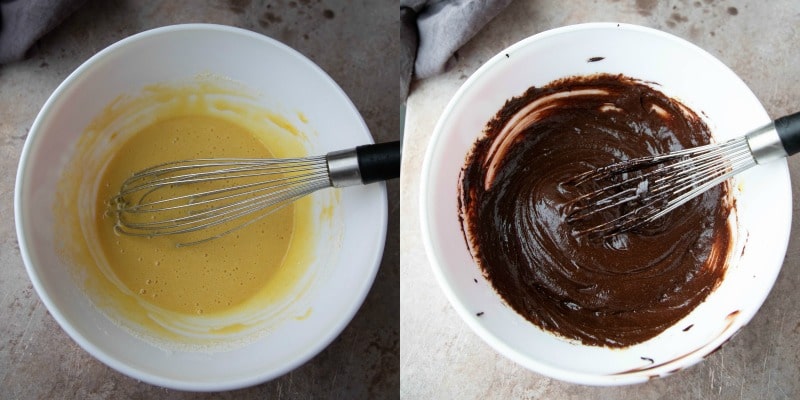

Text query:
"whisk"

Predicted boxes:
[[565, 111, 800, 237], [113, 141, 400, 246]]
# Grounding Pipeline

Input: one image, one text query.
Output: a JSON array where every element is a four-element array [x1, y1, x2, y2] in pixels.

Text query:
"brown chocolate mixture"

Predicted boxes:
[[458, 74, 733, 347]]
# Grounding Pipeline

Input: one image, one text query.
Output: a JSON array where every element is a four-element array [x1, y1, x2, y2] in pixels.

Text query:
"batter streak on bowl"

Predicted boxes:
[[458, 74, 735, 347]]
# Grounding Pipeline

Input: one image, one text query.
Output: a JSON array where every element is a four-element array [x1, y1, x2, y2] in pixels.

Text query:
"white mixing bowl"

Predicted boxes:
[[420, 23, 791, 385], [15, 24, 387, 391]]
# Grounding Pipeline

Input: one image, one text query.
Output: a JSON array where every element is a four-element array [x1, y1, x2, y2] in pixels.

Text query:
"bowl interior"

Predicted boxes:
[[15, 24, 387, 390], [420, 23, 791, 385]]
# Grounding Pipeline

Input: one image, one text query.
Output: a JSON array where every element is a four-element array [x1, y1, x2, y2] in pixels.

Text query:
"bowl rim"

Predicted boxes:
[[419, 22, 792, 385], [14, 23, 388, 391]]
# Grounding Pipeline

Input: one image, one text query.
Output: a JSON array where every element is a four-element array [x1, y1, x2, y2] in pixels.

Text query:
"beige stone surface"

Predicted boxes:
[[401, 0, 800, 398], [0, 0, 398, 398]]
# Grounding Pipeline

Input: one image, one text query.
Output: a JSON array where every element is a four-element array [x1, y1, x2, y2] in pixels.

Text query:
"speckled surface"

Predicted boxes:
[[0, 0, 398, 398], [401, 0, 800, 398]]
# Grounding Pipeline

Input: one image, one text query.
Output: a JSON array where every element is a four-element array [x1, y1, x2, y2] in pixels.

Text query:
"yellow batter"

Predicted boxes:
[[57, 79, 321, 346], [97, 115, 296, 315]]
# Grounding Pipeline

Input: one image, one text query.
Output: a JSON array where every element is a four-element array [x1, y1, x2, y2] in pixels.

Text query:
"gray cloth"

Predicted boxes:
[[401, 0, 513, 99], [0, 0, 86, 64]]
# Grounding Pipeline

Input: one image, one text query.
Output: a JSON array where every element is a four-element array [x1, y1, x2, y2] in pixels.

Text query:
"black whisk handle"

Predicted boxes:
[[775, 111, 800, 156], [356, 140, 402, 184]]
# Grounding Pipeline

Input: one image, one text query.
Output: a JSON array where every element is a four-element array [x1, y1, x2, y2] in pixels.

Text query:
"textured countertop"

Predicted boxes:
[[0, 0, 398, 398], [401, 0, 800, 398]]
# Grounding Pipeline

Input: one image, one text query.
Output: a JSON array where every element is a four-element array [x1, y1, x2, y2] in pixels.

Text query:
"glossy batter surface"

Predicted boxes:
[[459, 74, 733, 347]]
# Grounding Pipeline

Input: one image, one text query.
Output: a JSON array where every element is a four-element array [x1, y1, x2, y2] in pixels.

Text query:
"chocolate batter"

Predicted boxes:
[[458, 74, 733, 347]]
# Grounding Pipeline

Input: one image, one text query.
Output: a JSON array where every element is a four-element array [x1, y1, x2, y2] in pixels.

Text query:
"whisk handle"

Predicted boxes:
[[775, 111, 800, 156], [356, 141, 402, 184]]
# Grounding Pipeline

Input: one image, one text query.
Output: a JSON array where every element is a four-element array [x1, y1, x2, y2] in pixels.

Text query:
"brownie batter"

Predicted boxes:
[[458, 74, 733, 347]]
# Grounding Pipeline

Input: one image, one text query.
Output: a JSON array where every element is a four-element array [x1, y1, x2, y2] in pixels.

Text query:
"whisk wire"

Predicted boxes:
[[566, 137, 756, 236], [130, 156, 325, 177], [117, 184, 323, 244], [564, 114, 800, 237], [120, 168, 329, 212], [118, 175, 330, 230], [115, 177, 331, 246], [113, 155, 332, 245], [119, 157, 326, 198], [110, 141, 402, 246]]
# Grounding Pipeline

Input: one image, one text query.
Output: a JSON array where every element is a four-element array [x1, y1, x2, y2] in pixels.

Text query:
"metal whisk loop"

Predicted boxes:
[[111, 141, 401, 245], [119, 157, 325, 199], [566, 137, 756, 237], [564, 113, 800, 237], [114, 156, 332, 245], [118, 172, 329, 231]]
